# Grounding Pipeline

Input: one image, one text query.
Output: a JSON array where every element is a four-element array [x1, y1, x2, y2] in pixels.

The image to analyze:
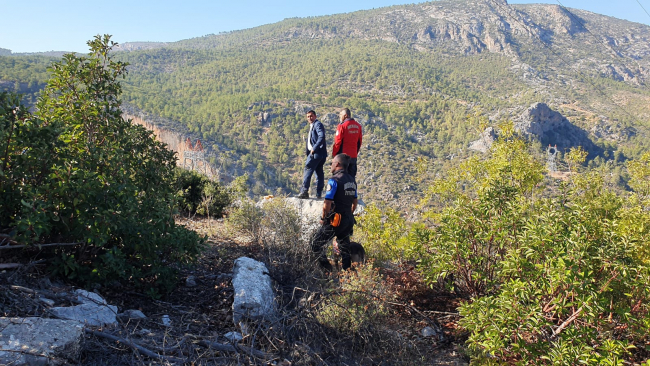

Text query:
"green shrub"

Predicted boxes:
[[355, 203, 413, 263], [316, 262, 394, 332], [174, 168, 232, 217], [0, 35, 205, 291], [226, 199, 264, 242], [416, 129, 650, 364], [459, 188, 650, 365], [417, 129, 543, 297]]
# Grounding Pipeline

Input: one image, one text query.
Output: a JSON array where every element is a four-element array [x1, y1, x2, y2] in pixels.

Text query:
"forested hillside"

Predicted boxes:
[[2, 0, 650, 204]]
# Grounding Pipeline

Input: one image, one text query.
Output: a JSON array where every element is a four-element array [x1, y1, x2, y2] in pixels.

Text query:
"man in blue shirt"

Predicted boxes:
[[298, 110, 327, 199], [311, 153, 358, 271]]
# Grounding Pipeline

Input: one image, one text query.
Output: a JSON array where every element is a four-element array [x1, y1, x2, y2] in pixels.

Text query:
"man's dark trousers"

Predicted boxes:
[[348, 158, 358, 179], [301, 153, 326, 196], [311, 213, 354, 269]]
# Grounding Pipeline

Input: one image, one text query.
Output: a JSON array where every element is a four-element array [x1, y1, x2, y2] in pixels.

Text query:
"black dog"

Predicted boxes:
[[332, 239, 366, 270]]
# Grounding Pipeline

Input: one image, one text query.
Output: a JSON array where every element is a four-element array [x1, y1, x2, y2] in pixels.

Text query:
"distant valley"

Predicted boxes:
[[2, 0, 650, 205]]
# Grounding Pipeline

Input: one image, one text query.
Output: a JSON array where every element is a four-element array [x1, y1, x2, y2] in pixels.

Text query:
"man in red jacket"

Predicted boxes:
[[331, 108, 362, 178]]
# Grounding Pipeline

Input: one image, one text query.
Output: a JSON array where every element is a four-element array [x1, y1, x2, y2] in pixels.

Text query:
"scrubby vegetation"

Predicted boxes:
[[396, 127, 650, 364], [0, 36, 205, 293]]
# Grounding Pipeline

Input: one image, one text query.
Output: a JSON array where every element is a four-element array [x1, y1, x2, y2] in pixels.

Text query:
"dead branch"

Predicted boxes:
[[9, 285, 38, 294], [197, 339, 272, 359], [85, 329, 186, 364], [0, 263, 23, 270], [0, 242, 82, 250], [552, 307, 583, 337]]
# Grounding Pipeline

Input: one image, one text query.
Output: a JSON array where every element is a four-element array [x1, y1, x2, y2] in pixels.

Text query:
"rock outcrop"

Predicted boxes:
[[50, 289, 118, 327], [515, 103, 599, 154], [232, 257, 275, 327], [0, 317, 84, 365], [469, 126, 497, 153]]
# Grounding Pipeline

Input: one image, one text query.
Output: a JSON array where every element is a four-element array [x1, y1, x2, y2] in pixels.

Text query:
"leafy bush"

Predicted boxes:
[[0, 35, 205, 291], [174, 168, 232, 217], [417, 128, 650, 364], [417, 128, 543, 297], [316, 263, 394, 332], [355, 203, 413, 263], [226, 199, 264, 242], [459, 178, 650, 364]]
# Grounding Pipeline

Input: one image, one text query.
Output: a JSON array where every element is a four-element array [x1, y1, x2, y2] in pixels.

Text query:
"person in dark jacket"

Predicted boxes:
[[311, 153, 358, 271], [298, 110, 327, 199], [331, 108, 362, 178]]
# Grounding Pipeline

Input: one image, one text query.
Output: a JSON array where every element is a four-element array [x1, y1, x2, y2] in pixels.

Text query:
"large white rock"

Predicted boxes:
[[50, 291, 117, 326], [0, 317, 84, 365], [285, 197, 365, 223], [232, 257, 275, 326]]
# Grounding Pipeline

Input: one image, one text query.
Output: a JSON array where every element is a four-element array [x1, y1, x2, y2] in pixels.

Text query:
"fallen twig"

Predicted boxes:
[[85, 329, 186, 364], [0, 263, 23, 270], [0, 242, 81, 250], [198, 339, 272, 359]]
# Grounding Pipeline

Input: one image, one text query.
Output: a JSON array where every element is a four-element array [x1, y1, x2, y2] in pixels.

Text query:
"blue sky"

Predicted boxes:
[[1, 0, 649, 53]]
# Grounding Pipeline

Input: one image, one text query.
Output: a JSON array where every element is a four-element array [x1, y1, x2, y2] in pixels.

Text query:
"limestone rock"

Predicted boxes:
[[224, 331, 243, 342], [117, 310, 147, 321], [186, 275, 197, 287], [232, 257, 275, 326], [469, 126, 497, 153], [50, 303, 118, 327], [51, 290, 117, 326], [162, 315, 172, 327], [515, 103, 599, 154], [75, 289, 107, 305], [0, 317, 84, 365]]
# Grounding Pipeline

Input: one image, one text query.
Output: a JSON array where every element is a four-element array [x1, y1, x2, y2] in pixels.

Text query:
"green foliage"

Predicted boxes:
[[459, 189, 650, 365], [416, 132, 650, 364], [226, 199, 264, 242], [417, 130, 544, 296], [0, 35, 205, 291], [316, 263, 394, 332], [174, 168, 232, 217], [355, 203, 413, 263]]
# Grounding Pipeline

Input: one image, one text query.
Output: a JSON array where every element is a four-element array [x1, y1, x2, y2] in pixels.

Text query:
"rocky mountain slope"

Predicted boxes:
[[3, 0, 650, 204]]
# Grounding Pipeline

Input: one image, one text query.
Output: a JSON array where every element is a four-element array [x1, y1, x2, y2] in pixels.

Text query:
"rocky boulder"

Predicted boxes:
[[50, 290, 117, 327], [515, 103, 600, 154], [232, 257, 275, 327], [468, 126, 497, 153], [0, 317, 84, 365]]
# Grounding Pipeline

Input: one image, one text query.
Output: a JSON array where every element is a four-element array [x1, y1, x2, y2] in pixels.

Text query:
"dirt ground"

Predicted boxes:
[[0, 217, 469, 365]]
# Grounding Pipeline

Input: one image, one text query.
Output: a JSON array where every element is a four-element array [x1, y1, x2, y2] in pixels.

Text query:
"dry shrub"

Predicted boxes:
[[316, 262, 394, 332]]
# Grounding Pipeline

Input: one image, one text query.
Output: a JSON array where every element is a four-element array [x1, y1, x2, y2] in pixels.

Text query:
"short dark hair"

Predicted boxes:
[[307, 110, 316, 117], [334, 153, 350, 170], [340, 108, 351, 118]]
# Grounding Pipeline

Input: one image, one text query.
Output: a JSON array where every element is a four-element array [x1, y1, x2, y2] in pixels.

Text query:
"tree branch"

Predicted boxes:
[[0, 242, 81, 250], [552, 306, 583, 337], [197, 340, 271, 359], [85, 329, 186, 364]]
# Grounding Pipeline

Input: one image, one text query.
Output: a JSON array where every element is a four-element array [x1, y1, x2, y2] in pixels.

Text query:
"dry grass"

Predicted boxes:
[[0, 216, 468, 365]]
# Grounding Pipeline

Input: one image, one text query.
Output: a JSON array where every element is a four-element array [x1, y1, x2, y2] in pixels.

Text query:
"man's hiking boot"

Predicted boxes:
[[297, 191, 309, 199]]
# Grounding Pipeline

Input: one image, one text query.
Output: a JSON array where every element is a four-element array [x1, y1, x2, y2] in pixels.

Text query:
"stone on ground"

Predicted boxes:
[[50, 291, 117, 326], [0, 317, 84, 365], [232, 257, 275, 326]]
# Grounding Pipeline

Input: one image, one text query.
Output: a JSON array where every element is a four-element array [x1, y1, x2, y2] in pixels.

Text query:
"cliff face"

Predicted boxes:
[[159, 0, 650, 84]]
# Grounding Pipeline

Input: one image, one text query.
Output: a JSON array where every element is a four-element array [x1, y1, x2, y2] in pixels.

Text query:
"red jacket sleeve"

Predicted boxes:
[[332, 124, 343, 158]]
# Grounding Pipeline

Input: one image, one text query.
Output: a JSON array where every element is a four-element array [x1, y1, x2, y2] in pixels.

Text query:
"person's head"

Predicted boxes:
[[306, 110, 317, 123], [339, 108, 351, 123], [331, 153, 350, 174]]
